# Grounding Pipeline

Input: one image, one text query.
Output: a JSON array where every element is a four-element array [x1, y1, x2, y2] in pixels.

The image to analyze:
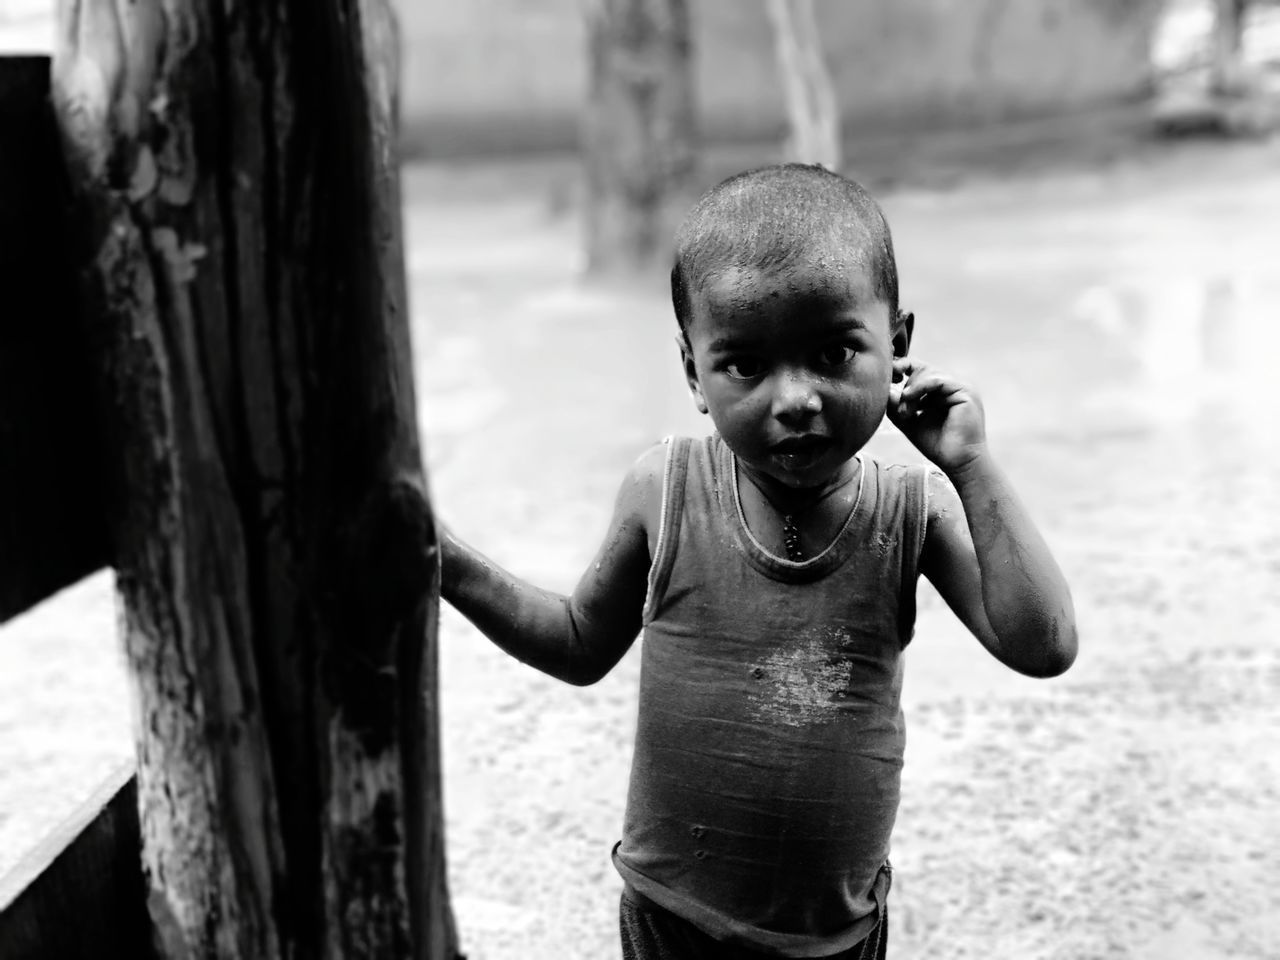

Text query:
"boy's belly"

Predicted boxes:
[[614, 624, 905, 942]]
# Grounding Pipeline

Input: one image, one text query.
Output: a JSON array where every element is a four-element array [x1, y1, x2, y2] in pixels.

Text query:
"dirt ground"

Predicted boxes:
[[2, 126, 1279, 959]]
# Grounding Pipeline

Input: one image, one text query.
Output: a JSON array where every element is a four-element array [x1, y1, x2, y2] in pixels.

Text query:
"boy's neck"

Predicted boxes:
[[736, 456, 861, 518]]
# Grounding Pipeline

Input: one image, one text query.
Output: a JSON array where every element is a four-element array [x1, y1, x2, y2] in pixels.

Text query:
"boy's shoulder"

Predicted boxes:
[[859, 453, 938, 487], [614, 439, 675, 541], [630, 437, 674, 478], [859, 454, 946, 527], [861, 456, 957, 547]]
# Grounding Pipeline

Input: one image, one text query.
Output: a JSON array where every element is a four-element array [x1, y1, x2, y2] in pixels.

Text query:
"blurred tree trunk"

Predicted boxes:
[[583, 0, 696, 274], [1210, 0, 1248, 95], [50, 1, 459, 957], [765, 0, 840, 171]]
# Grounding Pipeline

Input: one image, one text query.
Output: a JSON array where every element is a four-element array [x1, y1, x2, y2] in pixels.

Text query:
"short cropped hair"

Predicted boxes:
[[671, 164, 899, 334]]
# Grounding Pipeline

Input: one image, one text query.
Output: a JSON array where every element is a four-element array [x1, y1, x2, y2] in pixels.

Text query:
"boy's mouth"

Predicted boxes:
[[768, 435, 831, 471], [771, 434, 829, 454]]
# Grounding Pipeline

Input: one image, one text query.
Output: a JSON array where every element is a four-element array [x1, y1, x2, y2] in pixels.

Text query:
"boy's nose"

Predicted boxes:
[[772, 373, 822, 421]]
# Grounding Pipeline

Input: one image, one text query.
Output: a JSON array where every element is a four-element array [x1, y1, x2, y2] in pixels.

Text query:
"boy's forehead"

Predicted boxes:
[[687, 259, 891, 345], [696, 255, 876, 307]]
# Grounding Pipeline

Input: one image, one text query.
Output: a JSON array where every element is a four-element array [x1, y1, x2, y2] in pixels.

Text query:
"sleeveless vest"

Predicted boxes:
[[613, 434, 928, 956]]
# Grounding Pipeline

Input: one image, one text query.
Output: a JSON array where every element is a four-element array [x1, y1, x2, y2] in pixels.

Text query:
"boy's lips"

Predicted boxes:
[[770, 434, 829, 454], [767, 435, 832, 471]]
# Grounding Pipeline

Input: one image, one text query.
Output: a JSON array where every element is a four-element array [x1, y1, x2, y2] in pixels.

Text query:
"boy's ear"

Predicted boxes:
[[892, 309, 915, 360], [677, 333, 709, 415]]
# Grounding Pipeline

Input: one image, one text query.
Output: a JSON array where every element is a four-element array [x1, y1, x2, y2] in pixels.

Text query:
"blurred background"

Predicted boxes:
[[1, 1, 1278, 958]]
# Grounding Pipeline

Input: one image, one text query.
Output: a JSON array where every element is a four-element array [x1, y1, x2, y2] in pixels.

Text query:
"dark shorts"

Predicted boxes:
[[619, 890, 888, 960]]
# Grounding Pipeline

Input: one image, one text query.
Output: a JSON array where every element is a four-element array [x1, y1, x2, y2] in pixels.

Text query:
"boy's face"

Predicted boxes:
[[681, 256, 910, 491]]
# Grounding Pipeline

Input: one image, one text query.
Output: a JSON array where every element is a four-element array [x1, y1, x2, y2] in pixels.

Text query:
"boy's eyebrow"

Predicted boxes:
[[834, 316, 872, 332], [707, 316, 873, 351], [707, 336, 746, 352], [702, 302, 880, 353]]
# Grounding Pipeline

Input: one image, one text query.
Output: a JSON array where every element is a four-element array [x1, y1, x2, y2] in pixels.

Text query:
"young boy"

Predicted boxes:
[[440, 164, 1077, 959]]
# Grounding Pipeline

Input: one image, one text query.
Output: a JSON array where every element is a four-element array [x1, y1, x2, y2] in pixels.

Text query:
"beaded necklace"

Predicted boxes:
[[739, 461, 861, 562]]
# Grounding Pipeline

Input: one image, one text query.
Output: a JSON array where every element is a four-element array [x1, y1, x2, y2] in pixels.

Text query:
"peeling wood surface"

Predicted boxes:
[[50, 1, 457, 955]]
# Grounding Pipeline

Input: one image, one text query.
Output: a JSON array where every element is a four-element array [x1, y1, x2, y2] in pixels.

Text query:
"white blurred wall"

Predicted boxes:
[[1, 0, 1165, 156], [0, 0, 53, 53], [399, 0, 1165, 156]]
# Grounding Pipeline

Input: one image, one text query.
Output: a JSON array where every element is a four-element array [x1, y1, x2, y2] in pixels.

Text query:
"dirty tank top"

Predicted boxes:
[[612, 434, 928, 957]]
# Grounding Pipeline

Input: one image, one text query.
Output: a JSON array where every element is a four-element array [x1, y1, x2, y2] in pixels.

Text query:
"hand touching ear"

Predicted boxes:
[[887, 358, 987, 473]]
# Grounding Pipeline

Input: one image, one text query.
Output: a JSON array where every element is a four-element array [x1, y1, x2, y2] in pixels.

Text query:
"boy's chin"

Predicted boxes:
[[757, 450, 849, 491]]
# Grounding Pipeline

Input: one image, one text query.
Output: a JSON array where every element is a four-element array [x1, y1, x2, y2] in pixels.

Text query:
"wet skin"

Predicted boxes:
[[441, 247, 1077, 686], [680, 260, 912, 509]]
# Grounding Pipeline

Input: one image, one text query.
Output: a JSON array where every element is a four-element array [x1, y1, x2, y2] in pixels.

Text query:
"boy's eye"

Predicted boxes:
[[817, 345, 856, 367], [724, 358, 764, 380]]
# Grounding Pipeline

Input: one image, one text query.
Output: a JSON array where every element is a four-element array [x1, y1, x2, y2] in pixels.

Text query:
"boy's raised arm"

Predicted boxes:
[[439, 444, 664, 686], [890, 358, 1077, 677], [920, 459, 1077, 677]]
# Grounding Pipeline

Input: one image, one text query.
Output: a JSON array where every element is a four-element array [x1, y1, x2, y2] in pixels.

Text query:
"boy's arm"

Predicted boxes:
[[890, 359, 1077, 677], [919, 462, 1077, 677], [439, 443, 664, 686]]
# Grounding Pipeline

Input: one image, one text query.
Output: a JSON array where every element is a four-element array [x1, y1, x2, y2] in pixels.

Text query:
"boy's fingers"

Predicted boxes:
[[887, 384, 908, 418], [886, 396, 911, 426], [902, 367, 969, 402], [895, 359, 974, 420], [901, 371, 950, 401], [892, 357, 914, 383]]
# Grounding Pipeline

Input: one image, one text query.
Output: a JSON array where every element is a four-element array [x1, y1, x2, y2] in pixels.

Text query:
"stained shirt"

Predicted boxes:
[[612, 434, 928, 957]]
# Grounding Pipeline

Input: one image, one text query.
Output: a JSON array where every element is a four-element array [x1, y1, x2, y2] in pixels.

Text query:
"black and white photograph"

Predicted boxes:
[[1, 1, 1277, 958]]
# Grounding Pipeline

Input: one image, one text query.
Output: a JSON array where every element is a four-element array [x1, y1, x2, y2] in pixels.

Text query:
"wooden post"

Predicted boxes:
[[1210, 0, 1248, 96], [765, 0, 840, 171], [582, 0, 696, 275], [50, 1, 459, 956]]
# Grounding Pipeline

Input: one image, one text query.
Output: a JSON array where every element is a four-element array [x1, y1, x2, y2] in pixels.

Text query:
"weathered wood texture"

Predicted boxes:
[[51, 1, 458, 957], [0, 57, 109, 623], [582, 0, 696, 274], [765, 0, 840, 171], [0, 767, 152, 960]]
